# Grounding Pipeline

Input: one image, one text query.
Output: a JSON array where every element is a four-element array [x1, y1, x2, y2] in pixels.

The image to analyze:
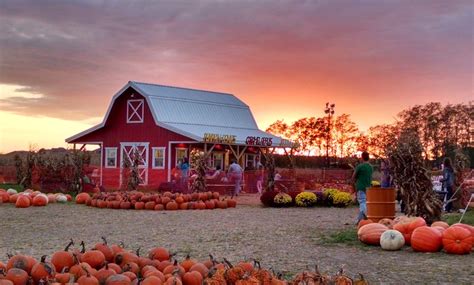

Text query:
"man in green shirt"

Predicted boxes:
[[352, 151, 373, 224]]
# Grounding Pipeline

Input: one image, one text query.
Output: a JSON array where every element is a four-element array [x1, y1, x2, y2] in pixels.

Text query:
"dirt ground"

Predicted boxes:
[[0, 194, 473, 284]]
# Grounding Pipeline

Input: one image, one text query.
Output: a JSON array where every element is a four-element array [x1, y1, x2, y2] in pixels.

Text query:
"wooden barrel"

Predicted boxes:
[[366, 187, 396, 222]]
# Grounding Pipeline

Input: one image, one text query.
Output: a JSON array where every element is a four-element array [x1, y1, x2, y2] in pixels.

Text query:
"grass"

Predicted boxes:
[[442, 209, 474, 226], [0, 183, 24, 191], [315, 228, 369, 249]]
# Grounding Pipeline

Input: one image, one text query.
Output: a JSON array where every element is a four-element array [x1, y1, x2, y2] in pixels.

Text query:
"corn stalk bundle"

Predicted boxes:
[[387, 131, 442, 223], [191, 153, 207, 192], [264, 153, 276, 192]]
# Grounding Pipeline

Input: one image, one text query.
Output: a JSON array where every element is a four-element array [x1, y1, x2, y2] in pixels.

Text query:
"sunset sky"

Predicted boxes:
[[0, 0, 472, 153]]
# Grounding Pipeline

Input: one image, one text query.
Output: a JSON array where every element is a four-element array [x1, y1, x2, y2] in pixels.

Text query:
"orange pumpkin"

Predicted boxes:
[[357, 223, 388, 245], [411, 226, 442, 252], [77, 270, 100, 285], [180, 256, 197, 272], [148, 248, 170, 262], [165, 201, 178, 211], [30, 255, 56, 284], [357, 219, 373, 230], [442, 226, 474, 255], [94, 264, 116, 285], [6, 255, 36, 274], [226, 199, 237, 208], [105, 274, 132, 285], [32, 194, 48, 207], [163, 261, 185, 278], [94, 238, 114, 263], [5, 268, 29, 285], [182, 271, 202, 285], [431, 221, 449, 229], [142, 276, 163, 285], [76, 193, 91, 204], [82, 251, 106, 269], [15, 195, 30, 208], [393, 217, 426, 245], [378, 218, 394, 229], [51, 239, 75, 272], [188, 263, 208, 278]]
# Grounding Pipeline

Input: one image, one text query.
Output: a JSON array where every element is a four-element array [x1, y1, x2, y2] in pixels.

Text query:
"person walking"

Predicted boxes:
[[228, 159, 243, 196], [352, 151, 373, 224], [180, 157, 190, 192], [440, 157, 455, 212]]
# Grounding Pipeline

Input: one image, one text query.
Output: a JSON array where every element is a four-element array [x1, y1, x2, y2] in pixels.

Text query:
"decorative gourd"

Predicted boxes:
[[380, 230, 405, 251], [410, 226, 442, 252], [431, 221, 449, 229], [393, 217, 426, 245], [357, 223, 388, 245], [442, 226, 474, 255]]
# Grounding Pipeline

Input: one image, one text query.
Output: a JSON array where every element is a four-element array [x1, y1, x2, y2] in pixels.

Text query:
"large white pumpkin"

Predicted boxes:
[[380, 230, 405, 251]]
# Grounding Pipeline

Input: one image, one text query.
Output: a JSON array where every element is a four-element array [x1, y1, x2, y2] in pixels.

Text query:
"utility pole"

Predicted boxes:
[[324, 102, 335, 167]]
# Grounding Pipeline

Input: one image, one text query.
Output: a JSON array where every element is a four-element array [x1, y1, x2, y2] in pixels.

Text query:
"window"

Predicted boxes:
[[212, 152, 224, 170], [246, 154, 256, 168], [152, 147, 165, 169], [175, 148, 188, 167], [105, 147, 117, 168], [127, 99, 144, 123]]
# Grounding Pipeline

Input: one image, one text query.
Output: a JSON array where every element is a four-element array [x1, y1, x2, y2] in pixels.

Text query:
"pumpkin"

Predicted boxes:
[[378, 218, 394, 229], [82, 251, 106, 269], [442, 226, 473, 255], [32, 194, 48, 207], [94, 264, 116, 285], [393, 217, 426, 245], [5, 268, 29, 285], [47, 194, 57, 203], [0, 191, 9, 203], [114, 252, 138, 268], [357, 219, 373, 230], [431, 221, 449, 229], [182, 271, 202, 285], [76, 193, 91, 204], [216, 201, 227, 209], [142, 276, 163, 285], [163, 261, 185, 278], [31, 255, 56, 284], [6, 255, 36, 274], [380, 230, 405, 251], [15, 195, 30, 208], [105, 274, 132, 285], [180, 255, 197, 272], [411, 226, 442, 252], [431, 226, 446, 235], [51, 239, 75, 272], [143, 271, 165, 282], [164, 276, 182, 285], [94, 237, 114, 263], [7, 189, 18, 195], [57, 194, 68, 203], [357, 223, 388, 245], [148, 248, 170, 262], [226, 199, 237, 208], [122, 262, 139, 275], [165, 201, 178, 211], [331, 268, 353, 285], [451, 223, 474, 240], [189, 263, 208, 278], [78, 269, 100, 285], [122, 272, 136, 281], [0, 280, 14, 285]]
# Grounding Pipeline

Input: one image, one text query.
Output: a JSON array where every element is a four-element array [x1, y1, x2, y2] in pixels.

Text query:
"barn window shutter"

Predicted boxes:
[[127, 99, 144, 123]]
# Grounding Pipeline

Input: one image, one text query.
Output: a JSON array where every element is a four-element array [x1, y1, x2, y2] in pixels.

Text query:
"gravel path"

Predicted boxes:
[[0, 196, 473, 284]]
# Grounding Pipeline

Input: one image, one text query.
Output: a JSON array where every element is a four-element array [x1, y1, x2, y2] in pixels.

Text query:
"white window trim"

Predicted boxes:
[[126, 99, 144, 123], [105, 147, 117, 168], [152, 147, 166, 169], [212, 151, 224, 169], [175, 147, 188, 167]]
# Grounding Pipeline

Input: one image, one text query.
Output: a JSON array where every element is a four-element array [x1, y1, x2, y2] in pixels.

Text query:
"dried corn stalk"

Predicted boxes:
[[387, 131, 442, 223]]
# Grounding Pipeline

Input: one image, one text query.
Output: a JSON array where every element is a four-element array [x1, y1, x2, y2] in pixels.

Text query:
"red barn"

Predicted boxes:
[[66, 81, 291, 190]]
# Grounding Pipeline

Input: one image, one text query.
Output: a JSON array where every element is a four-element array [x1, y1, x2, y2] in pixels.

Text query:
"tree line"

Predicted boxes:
[[266, 102, 473, 163]]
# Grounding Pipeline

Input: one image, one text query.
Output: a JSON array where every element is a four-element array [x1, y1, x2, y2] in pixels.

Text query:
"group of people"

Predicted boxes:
[[171, 157, 265, 196], [352, 151, 457, 224]]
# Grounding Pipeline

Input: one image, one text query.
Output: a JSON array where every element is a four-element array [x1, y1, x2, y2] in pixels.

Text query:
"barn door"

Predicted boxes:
[[120, 142, 149, 186]]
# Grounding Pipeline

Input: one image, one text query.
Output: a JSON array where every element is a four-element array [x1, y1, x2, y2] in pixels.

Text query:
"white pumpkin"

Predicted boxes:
[[56, 195, 68, 203], [380, 230, 405, 251], [7, 188, 18, 195]]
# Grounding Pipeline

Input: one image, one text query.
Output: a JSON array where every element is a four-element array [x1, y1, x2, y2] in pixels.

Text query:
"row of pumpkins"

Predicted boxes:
[[0, 189, 72, 208], [357, 217, 474, 254], [0, 239, 370, 285], [75, 191, 238, 211]]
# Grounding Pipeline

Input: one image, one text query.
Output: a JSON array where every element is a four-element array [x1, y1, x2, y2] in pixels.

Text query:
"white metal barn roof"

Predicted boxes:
[[66, 81, 285, 145]]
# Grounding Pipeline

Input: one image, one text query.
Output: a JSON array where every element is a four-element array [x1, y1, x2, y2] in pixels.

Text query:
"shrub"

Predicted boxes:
[[332, 191, 353, 207], [273, 192, 292, 207], [260, 191, 278, 207], [295, 191, 317, 207]]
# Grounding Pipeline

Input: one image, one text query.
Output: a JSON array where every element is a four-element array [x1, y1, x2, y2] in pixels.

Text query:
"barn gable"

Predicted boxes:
[[66, 81, 281, 145]]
